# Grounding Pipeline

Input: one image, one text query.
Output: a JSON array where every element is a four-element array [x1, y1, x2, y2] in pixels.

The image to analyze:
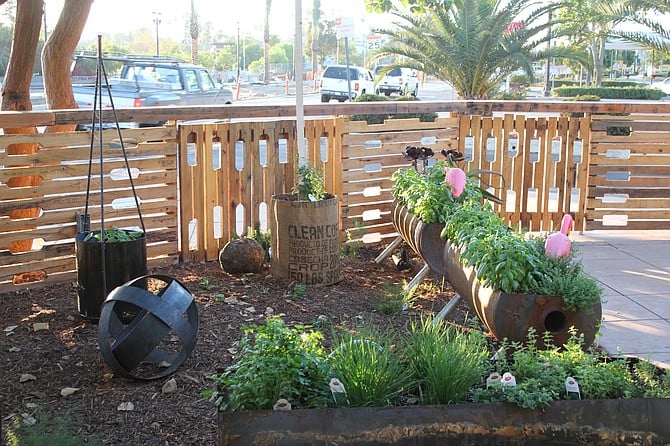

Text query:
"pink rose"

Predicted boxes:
[[444, 167, 466, 198]]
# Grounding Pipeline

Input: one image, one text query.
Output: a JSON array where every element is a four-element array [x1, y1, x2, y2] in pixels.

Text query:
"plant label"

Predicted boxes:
[[501, 372, 517, 387], [529, 138, 540, 163], [565, 376, 581, 400], [485, 136, 497, 163], [551, 137, 562, 162], [486, 373, 501, 389], [463, 136, 475, 161], [572, 139, 583, 164]]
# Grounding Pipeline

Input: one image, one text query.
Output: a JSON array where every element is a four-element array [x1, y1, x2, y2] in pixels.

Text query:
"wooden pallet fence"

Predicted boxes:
[[0, 126, 179, 293], [178, 118, 344, 262], [339, 117, 461, 244], [457, 114, 590, 232], [587, 114, 670, 230]]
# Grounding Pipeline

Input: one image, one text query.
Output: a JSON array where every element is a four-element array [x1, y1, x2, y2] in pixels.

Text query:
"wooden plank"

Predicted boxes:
[[586, 220, 670, 230], [587, 187, 669, 199], [343, 116, 459, 133], [588, 165, 670, 175], [178, 125, 196, 261], [587, 209, 670, 219], [590, 142, 670, 154], [587, 198, 670, 209], [590, 154, 670, 165], [342, 128, 458, 146], [590, 132, 670, 143], [588, 176, 670, 187]]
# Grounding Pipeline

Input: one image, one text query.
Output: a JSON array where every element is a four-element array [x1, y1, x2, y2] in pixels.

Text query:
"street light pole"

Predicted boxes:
[[153, 11, 162, 56], [236, 22, 241, 82]]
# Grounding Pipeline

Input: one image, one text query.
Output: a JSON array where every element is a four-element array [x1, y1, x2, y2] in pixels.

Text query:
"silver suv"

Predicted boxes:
[[319, 65, 375, 102], [375, 67, 419, 97]]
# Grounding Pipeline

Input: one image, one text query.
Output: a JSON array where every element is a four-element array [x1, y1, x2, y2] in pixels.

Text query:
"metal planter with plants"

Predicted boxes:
[[211, 317, 669, 445], [390, 147, 602, 348]]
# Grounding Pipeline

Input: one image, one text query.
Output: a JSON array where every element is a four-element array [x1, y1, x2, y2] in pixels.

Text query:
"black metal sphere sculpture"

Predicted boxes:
[[98, 275, 199, 380]]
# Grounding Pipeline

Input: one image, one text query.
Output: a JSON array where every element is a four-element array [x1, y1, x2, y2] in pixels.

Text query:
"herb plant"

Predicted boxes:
[[329, 328, 415, 407], [207, 317, 330, 411], [293, 163, 326, 201], [83, 227, 143, 243]]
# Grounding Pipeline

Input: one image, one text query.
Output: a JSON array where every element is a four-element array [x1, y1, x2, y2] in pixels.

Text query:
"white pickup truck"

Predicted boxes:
[[319, 64, 375, 102]]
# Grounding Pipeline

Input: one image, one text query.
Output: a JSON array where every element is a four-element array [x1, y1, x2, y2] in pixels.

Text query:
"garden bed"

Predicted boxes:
[[219, 398, 670, 445]]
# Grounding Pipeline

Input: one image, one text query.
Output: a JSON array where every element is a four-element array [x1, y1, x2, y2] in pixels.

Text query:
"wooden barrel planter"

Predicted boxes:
[[392, 203, 602, 348], [270, 194, 342, 286], [218, 398, 670, 445]]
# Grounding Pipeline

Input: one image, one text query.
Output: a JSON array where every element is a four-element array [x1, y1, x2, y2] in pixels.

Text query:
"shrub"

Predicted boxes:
[[351, 94, 437, 124], [553, 86, 665, 100], [208, 317, 331, 411]]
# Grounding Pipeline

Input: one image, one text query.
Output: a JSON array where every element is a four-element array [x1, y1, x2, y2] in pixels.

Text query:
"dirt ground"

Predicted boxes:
[[0, 244, 475, 445]]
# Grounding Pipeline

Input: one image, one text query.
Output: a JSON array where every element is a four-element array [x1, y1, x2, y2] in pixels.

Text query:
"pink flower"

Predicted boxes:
[[444, 167, 466, 198], [544, 214, 574, 258]]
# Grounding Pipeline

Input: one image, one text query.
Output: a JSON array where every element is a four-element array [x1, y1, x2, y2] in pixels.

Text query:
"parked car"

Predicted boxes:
[[71, 53, 234, 109], [656, 77, 670, 95], [375, 66, 419, 97], [319, 65, 375, 102]]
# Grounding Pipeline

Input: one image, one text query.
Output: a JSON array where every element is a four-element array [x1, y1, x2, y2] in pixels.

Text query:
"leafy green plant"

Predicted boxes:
[[329, 328, 415, 407], [374, 280, 418, 315], [83, 227, 143, 243], [246, 224, 271, 262], [341, 222, 365, 258], [470, 329, 665, 409], [287, 283, 307, 300], [199, 277, 214, 290], [4, 411, 103, 446], [405, 318, 490, 404], [207, 317, 331, 411], [293, 163, 326, 201]]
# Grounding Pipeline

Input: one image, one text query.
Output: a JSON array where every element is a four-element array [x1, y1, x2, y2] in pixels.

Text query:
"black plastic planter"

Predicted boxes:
[[75, 230, 147, 320], [218, 399, 670, 445]]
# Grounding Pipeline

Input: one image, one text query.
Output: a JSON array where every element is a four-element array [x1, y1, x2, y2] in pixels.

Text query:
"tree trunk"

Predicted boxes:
[[1, 0, 42, 120], [1, 0, 44, 254], [41, 0, 93, 131]]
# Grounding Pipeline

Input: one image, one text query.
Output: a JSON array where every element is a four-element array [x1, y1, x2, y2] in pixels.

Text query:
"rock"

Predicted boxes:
[[219, 238, 265, 274]]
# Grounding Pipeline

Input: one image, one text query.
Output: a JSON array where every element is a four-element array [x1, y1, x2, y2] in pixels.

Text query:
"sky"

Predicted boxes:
[[44, 0, 381, 42]]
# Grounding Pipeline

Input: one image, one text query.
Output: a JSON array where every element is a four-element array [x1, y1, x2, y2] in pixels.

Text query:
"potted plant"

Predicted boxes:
[[270, 163, 341, 285], [75, 226, 147, 320], [390, 147, 603, 348]]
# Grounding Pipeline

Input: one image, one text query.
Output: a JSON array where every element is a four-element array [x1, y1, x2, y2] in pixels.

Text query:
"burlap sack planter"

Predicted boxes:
[[270, 194, 341, 286]]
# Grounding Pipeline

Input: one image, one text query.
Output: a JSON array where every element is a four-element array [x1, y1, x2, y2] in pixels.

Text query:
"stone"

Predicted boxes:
[[219, 238, 265, 274]]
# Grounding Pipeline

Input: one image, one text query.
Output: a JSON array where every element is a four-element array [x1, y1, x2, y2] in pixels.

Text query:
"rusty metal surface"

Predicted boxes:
[[392, 202, 602, 347], [219, 399, 670, 446]]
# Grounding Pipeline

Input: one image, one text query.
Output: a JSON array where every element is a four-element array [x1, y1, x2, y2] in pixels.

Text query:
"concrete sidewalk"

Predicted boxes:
[[572, 231, 670, 369]]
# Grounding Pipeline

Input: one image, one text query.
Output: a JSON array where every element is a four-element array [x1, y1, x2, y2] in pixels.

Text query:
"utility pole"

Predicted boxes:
[[153, 11, 162, 56]]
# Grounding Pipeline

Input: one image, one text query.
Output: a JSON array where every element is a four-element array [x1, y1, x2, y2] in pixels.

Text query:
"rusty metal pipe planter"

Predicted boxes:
[[392, 203, 602, 348]]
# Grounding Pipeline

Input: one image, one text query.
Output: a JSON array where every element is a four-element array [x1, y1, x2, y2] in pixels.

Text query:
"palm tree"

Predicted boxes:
[[189, 0, 199, 65], [557, 0, 670, 85], [371, 0, 585, 99]]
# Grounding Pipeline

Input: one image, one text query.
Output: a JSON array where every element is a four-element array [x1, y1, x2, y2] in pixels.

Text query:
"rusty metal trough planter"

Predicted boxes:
[[218, 398, 670, 445], [392, 203, 602, 347]]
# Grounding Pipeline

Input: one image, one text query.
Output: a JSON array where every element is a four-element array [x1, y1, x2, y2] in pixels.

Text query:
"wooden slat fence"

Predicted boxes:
[[177, 118, 345, 262], [3, 109, 669, 291], [0, 127, 179, 292], [587, 114, 670, 230]]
